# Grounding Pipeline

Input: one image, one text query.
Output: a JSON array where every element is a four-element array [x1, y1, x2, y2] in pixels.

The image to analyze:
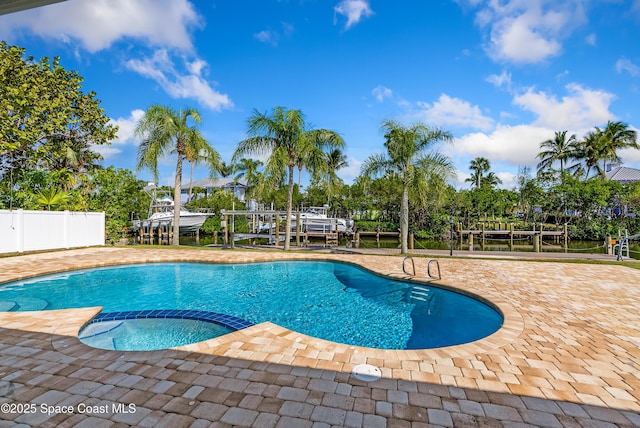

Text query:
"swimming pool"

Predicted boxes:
[[0, 261, 503, 350]]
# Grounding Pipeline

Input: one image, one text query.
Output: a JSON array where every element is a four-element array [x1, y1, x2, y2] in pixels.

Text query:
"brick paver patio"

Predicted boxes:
[[0, 247, 639, 427]]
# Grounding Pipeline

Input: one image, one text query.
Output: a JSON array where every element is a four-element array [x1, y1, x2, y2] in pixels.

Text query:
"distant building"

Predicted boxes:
[[181, 178, 247, 203], [605, 166, 640, 184]]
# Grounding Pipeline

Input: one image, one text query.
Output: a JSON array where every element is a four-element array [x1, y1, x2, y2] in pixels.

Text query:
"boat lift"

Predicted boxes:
[[219, 209, 349, 248]]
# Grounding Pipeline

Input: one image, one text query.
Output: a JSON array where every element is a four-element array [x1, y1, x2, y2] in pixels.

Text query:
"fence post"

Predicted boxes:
[[63, 210, 70, 249], [296, 212, 301, 247], [17, 209, 24, 253]]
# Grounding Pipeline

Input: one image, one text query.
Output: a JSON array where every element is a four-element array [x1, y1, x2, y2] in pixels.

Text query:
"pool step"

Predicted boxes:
[[409, 285, 431, 302], [13, 297, 49, 311], [0, 298, 49, 311], [0, 301, 17, 311], [79, 321, 123, 340]]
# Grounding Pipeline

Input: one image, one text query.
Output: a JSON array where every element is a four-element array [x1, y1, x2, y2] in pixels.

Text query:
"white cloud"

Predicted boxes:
[[486, 70, 512, 90], [254, 23, 294, 47], [615, 58, 640, 77], [513, 83, 616, 129], [446, 124, 553, 168], [0, 0, 202, 52], [585, 33, 597, 46], [125, 50, 233, 111], [491, 13, 562, 63], [254, 30, 278, 46], [372, 85, 393, 102], [93, 109, 145, 158], [334, 0, 374, 30], [460, 1, 587, 64], [619, 126, 640, 164], [281, 22, 295, 37], [496, 171, 518, 189], [339, 157, 363, 183], [413, 94, 494, 131]]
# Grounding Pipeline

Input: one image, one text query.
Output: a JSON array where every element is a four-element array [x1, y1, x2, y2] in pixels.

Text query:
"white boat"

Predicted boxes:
[[131, 184, 213, 235], [293, 205, 353, 233], [255, 206, 353, 234]]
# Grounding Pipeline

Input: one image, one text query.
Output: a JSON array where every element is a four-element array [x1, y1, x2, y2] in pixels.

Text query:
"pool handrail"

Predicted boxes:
[[402, 256, 416, 276], [402, 257, 441, 280], [427, 260, 441, 280]]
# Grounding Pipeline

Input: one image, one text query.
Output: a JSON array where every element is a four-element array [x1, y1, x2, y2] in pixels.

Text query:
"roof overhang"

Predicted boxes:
[[0, 0, 65, 15]]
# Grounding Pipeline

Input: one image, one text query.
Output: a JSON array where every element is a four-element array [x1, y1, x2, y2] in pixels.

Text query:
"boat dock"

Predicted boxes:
[[455, 222, 568, 251], [218, 209, 351, 248]]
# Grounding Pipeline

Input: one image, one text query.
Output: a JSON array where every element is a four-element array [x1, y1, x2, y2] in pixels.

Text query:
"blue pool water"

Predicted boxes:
[[78, 310, 253, 351], [80, 317, 233, 351], [0, 261, 503, 349]]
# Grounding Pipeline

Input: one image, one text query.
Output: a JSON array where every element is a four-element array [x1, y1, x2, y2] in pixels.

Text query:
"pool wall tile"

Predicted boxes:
[[87, 309, 255, 334]]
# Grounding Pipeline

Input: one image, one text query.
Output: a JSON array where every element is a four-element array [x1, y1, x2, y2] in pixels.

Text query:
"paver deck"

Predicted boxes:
[[0, 247, 639, 427]]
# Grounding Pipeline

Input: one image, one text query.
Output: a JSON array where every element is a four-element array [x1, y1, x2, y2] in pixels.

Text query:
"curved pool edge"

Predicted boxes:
[[0, 247, 525, 369]]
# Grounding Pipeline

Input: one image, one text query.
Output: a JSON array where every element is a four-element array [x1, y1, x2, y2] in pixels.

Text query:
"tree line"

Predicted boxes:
[[2, 43, 639, 250]]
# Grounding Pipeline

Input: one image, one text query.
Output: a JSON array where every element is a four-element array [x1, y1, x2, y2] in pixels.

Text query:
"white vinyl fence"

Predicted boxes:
[[0, 209, 105, 254]]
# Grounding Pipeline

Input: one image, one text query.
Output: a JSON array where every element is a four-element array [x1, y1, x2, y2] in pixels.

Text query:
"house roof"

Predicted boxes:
[[606, 166, 640, 183], [181, 178, 247, 190], [0, 0, 65, 15]]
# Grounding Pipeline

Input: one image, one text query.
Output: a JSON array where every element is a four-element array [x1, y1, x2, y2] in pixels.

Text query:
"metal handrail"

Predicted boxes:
[[402, 256, 416, 276], [427, 260, 441, 280]]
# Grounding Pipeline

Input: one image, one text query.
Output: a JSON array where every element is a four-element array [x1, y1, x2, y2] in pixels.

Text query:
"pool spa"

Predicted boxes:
[[0, 261, 503, 350]]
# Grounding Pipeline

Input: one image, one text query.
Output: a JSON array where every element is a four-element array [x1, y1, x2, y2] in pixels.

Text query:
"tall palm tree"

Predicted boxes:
[[135, 105, 221, 245], [361, 119, 454, 254], [571, 130, 603, 179], [235, 157, 264, 202], [596, 121, 638, 177], [295, 129, 345, 188], [218, 161, 237, 178], [232, 106, 344, 250], [321, 148, 349, 205], [536, 131, 579, 177], [483, 171, 503, 188], [186, 148, 211, 202], [465, 157, 490, 188]]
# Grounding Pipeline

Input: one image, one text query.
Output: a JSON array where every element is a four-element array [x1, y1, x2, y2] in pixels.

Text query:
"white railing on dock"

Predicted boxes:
[[0, 209, 105, 254]]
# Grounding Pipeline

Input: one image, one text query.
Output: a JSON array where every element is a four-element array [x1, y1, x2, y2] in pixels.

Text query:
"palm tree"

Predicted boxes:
[[232, 106, 344, 250], [235, 157, 264, 202], [296, 129, 346, 188], [361, 119, 454, 254], [571, 130, 603, 179], [186, 149, 212, 203], [135, 105, 221, 245], [465, 157, 490, 188], [33, 187, 70, 210], [322, 148, 349, 205], [218, 161, 237, 178], [483, 171, 503, 188], [596, 121, 638, 177], [536, 131, 579, 178]]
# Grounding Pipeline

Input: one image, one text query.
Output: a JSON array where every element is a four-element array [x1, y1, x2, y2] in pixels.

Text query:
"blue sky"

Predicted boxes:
[[2, 0, 640, 190]]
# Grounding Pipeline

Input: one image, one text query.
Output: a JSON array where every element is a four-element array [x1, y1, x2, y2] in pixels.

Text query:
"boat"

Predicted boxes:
[[293, 205, 354, 233], [131, 184, 214, 235]]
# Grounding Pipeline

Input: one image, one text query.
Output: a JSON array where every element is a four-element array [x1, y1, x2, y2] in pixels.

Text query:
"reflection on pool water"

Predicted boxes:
[[0, 261, 503, 350]]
